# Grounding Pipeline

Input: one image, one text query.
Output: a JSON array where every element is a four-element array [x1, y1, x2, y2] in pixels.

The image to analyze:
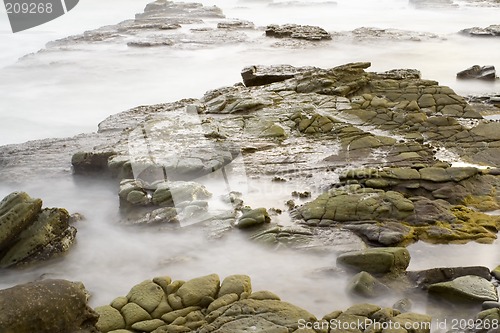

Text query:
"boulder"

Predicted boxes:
[[337, 247, 411, 274], [457, 65, 497, 81], [0, 192, 76, 268], [236, 208, 271, 228], [428, 275, 498, 303], [175, 274, 220, 307], [347, 271, 390, 298], [0, 279, 98, 333], [407, 266, 491, 288]]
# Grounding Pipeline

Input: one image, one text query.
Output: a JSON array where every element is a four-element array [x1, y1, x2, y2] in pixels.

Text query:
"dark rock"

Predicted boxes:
[[407, 266, 492, 288], [483, 301, 500, 310], [265, 24, 332, 41], [0, 192, 76, 268], [72, 151, 116, 174], [457, 65, 497, 81], [461, 24, 500, 37], [0, 279, 98, 333]]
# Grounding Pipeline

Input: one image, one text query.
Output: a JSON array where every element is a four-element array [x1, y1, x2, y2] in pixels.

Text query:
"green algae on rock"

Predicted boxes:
[[0, 192, 76, 268], [94, 273, 435, 333]]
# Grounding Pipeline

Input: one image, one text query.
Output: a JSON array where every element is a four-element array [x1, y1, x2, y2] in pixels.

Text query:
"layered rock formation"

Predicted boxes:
[[0, 192, 76, 268]]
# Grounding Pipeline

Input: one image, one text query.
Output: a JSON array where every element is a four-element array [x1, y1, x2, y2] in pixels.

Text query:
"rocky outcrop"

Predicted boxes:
[[0, 192, 76, 268], [94, 274, 317, 333], [461, 24, 500, 37], [0, 279, 98, 333], [339, 166, 500, 209], [94, 273, 435, 333], [457, 65, 497, 81], [293, 183, 500, 245], [265, 24, 332, 41]]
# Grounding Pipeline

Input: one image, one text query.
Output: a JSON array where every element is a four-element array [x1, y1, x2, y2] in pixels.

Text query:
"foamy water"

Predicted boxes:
[[1, 0, 500, 319]]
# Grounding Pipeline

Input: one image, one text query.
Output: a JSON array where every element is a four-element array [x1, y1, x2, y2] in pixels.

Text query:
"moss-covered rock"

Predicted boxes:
[[337, 247, 411, 274], [0, 192, 76, 268]]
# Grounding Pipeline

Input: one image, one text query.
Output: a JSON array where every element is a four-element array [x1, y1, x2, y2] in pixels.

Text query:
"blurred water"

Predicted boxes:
[[1, 0, 500, 319]]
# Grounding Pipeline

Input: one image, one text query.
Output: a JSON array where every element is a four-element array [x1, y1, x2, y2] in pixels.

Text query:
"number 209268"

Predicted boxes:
[[5, 2, 53, 14]]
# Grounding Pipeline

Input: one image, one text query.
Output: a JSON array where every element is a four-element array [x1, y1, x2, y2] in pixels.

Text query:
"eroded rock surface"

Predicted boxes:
[[94, 273, 435, 333], [0, 279, 98, 333], [0, 192, 76, 268]]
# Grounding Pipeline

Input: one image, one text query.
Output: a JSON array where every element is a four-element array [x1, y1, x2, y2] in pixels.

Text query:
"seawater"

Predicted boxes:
[[1, 0, 500, 318]]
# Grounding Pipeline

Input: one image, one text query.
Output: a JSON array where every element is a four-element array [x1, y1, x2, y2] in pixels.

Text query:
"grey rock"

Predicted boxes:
[[265, 24, 332, 41], [428, 275, 498, 303], [457, 65, 497, 81]]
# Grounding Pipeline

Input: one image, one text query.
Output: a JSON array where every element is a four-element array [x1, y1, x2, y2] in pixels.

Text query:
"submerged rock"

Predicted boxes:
[[457, 65, 497, 81], [0, 192, 76, 268], [0, 279, 98, 333]]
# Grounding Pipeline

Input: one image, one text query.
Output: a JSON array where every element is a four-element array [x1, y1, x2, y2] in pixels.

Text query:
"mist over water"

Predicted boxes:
[[1, 0, 500, 319]]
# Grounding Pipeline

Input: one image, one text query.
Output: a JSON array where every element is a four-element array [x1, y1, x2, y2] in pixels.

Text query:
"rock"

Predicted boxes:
[[457, 65, 497, 81], [204, 298, 317, 332], [0, 279, 98, 333], [470, 122, 500, 141], [121, 302, 152, 327], [95, 305, 126, 332], [461, 25, 500, 37], [176, 274, 220, 307], [336, 247, 411, 274], [492, 265, 500, 280], [217, 20, 254, 30], [241, 64, 315, 87], [428, 275, 498, 303], [236, 208, 271, 228], [392, 298, 412, 313], [127, 280, 165, 313], [218, 274, 252, 298], [482, 301, 500, 310], [265, 24, 332, 41], [71, 151, 115, 174], [347, 271, 390, 298], [407, 266, 492, 288], [0, 192, 76, 268]]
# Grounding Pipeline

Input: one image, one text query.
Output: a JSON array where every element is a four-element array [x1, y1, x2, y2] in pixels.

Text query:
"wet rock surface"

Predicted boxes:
[[457, 65, 498, 81], [0, 192, 76, 268], [0, 279, 98, 333]]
